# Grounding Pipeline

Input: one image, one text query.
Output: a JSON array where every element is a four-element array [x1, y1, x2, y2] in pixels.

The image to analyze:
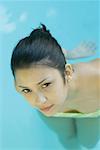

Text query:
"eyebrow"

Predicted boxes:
[[18, 77, 50, 88]]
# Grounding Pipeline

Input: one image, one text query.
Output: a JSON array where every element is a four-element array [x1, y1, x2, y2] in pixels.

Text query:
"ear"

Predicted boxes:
[[64, 63, 74, 82]]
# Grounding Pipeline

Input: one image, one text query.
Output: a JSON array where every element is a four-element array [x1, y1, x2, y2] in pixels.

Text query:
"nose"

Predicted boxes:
[[34, 92, 47, 106]]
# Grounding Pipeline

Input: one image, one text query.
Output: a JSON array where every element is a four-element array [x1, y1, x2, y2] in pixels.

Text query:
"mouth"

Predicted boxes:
[[40, 104, 54, 112]]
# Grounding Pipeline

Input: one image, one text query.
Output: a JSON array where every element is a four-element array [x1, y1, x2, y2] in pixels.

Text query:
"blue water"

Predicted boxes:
[[0, 1, 100, 150]]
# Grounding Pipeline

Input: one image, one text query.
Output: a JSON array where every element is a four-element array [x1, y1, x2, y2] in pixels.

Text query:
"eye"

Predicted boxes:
[[22, 89, 32, 94], [42, 82, 51, 88]]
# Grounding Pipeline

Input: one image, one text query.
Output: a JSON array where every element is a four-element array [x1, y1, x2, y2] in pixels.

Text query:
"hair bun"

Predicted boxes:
[[39, 23, 50, 34], [40, 23, 47, 32], [30, 23, 50, 37]]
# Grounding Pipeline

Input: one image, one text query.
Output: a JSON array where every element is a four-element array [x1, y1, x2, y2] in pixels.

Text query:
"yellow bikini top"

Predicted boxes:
[[53, 109, 100, 118]]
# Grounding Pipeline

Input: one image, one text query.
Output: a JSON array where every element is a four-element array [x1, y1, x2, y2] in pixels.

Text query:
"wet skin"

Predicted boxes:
[[14, 58, 100, 116]]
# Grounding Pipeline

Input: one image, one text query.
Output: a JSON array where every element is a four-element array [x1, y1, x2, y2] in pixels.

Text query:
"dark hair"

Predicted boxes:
[[11, 24, 67, 83]]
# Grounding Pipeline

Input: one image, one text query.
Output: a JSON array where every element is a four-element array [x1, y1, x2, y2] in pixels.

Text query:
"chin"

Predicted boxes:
[[40, 109, 57, 117]]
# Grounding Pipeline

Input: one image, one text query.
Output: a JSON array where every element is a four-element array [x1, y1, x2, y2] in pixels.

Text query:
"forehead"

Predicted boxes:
[[15, 66, 61, 85]]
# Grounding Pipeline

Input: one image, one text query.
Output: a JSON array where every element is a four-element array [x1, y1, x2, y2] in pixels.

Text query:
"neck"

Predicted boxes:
[[62, 70, 79, 112]]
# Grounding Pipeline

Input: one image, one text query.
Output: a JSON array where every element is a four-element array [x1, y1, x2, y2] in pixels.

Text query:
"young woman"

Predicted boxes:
[[10, 24, 100, 117]]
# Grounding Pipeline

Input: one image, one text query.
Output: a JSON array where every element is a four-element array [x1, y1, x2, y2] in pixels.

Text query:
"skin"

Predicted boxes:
[[14, 58, 100, 116], [15, 64, 73, 117], [71, 58, 100, 113]]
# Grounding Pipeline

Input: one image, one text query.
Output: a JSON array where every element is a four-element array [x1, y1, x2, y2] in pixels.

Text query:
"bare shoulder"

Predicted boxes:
[[76, 58, 100, 66], [71, 58, 100, 113], [86, 58, 100, 66], [73, 58, 100, 76]]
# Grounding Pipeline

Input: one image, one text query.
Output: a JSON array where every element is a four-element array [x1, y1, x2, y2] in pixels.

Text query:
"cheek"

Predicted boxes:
[[22, 94, 34, 103], [59, 83, 68, 101], [51, 86, 68, 104], [23, 95, 37, 107]]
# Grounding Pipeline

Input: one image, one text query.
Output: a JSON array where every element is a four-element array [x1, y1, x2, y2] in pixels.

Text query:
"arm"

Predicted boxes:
[[62, 41, 97, 60]]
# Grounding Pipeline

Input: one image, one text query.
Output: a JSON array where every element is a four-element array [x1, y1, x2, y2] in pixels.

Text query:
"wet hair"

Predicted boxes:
[[11, 24, 67, 84]]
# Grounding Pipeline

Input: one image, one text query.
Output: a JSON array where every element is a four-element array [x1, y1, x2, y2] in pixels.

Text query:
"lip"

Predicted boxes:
[[40, 104, 54, 112]]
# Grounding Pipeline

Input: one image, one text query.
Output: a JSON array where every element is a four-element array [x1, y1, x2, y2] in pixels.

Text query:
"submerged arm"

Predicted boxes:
[[62, 41, 97, 60]]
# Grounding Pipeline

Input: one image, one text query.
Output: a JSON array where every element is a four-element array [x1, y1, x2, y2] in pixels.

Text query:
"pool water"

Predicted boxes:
[[0, 1, 100, 150]]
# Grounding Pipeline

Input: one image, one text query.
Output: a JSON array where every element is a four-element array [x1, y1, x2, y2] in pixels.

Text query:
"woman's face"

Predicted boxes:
[[15, 65, 69, 116]]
